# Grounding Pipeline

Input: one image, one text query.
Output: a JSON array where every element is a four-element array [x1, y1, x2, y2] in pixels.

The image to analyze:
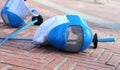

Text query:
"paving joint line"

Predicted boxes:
[[96, 49, 106, 60], [113, 60, 120, 70], [69, 62, 77, 70], [54, 58, 68, 70], [41, 55, 59, 68], [1, 65, 12, 70], [0, 62, 33, 70], [105, 53, 114, 65], [87, 49, 95, 56]]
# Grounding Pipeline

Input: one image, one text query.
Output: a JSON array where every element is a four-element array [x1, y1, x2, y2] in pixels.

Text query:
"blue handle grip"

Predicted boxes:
[[0, 19, 37, 46], [98, 38, 115, 42], [0, 37, 32, 41]]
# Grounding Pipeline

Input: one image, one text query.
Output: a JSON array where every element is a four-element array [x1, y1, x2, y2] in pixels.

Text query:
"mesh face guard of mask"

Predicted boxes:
[[65, 26, 83, 52]]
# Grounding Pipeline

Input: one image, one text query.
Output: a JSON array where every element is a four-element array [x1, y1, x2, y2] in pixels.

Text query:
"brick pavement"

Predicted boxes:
[[47, 0, 120, 24], [0, 0, 120, 70]]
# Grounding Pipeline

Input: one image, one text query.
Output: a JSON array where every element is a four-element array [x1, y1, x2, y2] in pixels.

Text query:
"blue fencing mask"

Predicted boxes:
[[1, 0, 39, 27], [48, 15, 93, 52], [33, 15, 93, 52]]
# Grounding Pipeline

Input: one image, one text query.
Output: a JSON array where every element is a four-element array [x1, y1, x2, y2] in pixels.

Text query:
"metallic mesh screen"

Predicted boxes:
[[65, 26, 83, 52]]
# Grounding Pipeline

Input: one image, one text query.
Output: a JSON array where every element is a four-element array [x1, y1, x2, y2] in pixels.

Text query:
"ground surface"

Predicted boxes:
[[0, 0, 120, 70]]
